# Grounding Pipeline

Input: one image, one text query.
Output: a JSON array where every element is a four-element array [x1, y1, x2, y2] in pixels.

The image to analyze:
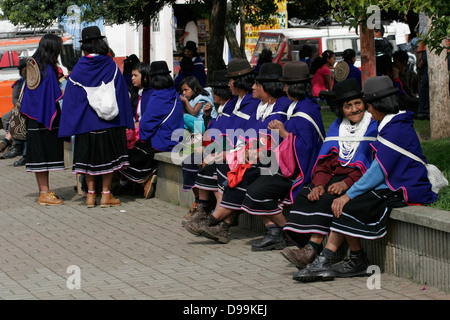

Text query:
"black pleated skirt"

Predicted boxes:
[[25, 118, 65, 172], [119, 139, 158, 183], [241, 172, 293, 215], [72, 126, 129, 176], [182, 153, 200, 191], [220, 165, 260, 210], [329, 188, 406, 240], [284, 176, 349, 240], [195, 163, 218, 191]]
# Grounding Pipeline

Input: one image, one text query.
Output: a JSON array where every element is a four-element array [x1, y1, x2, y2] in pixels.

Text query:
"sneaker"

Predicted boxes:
[[332, 252, 370, 278], [38, 192, 63, 206]]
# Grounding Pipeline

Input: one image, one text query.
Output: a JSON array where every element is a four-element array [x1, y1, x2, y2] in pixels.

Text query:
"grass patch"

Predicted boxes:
[[320, 108, 449, 211]]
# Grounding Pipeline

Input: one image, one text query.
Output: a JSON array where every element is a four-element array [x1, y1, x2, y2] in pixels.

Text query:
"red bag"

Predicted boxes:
[[227, 163, 252, 188], [274, 132, 296, 178], [126, 123, 139, 149]]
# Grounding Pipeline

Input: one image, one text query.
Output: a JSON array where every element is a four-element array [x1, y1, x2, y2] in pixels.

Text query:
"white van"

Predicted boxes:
[[250, 25, 395, 68]]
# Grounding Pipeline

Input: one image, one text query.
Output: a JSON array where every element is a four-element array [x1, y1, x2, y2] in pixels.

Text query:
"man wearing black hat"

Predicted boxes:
[[178, 40, 206, 87]]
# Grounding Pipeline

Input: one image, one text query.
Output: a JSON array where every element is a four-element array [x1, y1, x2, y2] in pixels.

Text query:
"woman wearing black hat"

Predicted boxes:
[[281, 77, 377, 268], [293, 76, 438, 283], [186, 63, 292, 245], [241, 61, 326, 251], [59, 26, 134, 208], [182, 70, 238, 226], [184, 58, 260, 242], [129, 60, 184, 198], [180, 41, 206, 88]]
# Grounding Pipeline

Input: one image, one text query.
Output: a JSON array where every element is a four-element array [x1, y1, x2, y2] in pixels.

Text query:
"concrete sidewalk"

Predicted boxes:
[[0, 145, 449, 301]]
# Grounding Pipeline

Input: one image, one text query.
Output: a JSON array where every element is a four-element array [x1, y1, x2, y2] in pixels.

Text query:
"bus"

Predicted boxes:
[[0, 28, 75, 119]]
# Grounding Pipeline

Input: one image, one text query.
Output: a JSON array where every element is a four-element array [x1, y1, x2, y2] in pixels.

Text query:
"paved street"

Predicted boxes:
[[0, 137, 449, 304]]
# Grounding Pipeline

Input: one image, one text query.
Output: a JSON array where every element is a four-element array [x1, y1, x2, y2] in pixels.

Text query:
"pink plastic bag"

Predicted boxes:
[[274, 132, 296, 178]]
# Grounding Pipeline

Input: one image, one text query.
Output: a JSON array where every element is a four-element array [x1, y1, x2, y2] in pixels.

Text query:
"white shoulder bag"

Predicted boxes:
[[69, 66, 119, 121], [377, 135, 448, 194]]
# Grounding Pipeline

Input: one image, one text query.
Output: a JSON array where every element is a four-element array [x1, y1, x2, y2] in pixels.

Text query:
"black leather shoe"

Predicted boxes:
[[13, 156, 26, 167], [251, 226, 286, 252], [1, 145, 23, 159], [292, 253, 335, 282], [332, 252, 370, 278]]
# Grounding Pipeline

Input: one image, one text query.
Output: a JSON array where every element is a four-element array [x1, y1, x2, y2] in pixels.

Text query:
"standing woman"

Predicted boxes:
[[20, 34, 65, 205], [59, 26, 134, 208], [310, 50, 335, 98]]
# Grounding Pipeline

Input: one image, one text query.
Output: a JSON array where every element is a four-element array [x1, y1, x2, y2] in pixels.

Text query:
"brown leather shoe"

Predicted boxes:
[[143, 175, 157, 199], [86, 193, 96, 208], [198, 221, 230, 244], [182, 204, 208, 226], [280, 244, 318, 269], [100, 192, 121, 207], [38, 192, 63, 206]]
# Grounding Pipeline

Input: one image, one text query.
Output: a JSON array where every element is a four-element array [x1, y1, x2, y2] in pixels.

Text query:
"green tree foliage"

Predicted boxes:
[[1, 0, 72, 29], [327, 0, 449, 54]]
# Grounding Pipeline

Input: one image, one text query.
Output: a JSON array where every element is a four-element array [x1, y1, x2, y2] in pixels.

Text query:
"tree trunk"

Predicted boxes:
[[206, 0, 227, 84], [359, 25, 376, 84], [238, 0, 246, 57], [225, 25, 245, 59], [426, 18, 450, 139]]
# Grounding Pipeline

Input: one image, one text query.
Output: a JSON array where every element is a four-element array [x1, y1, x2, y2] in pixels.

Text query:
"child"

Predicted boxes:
[[179, 76, 217, 136]]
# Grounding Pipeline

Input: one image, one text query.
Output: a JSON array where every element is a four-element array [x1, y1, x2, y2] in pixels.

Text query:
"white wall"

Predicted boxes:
[[105, 23, 141, 58], [150, 5, 174, 72]]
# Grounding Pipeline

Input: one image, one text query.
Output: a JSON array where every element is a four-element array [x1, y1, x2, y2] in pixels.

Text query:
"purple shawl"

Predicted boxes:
[[284, 97, 326, 201], [58, 55, 134, 137], [313, 113, 377, 175], [222, 92, 260, 148], [21, 64, 63, 129], [371, 110, 437, 204]]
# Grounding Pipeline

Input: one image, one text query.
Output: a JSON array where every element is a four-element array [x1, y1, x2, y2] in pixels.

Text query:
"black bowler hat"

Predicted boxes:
[[334, 78, 364, 103], [210, 70, 229, 87], [255, 62, 282, 82], [279, 61, 312, 83], [363, 76, 399, 102], [184, 41, 197, 52], [79, 26, 105, 42], [225, 58, 254, 78], [150, 60, 171, 76]]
